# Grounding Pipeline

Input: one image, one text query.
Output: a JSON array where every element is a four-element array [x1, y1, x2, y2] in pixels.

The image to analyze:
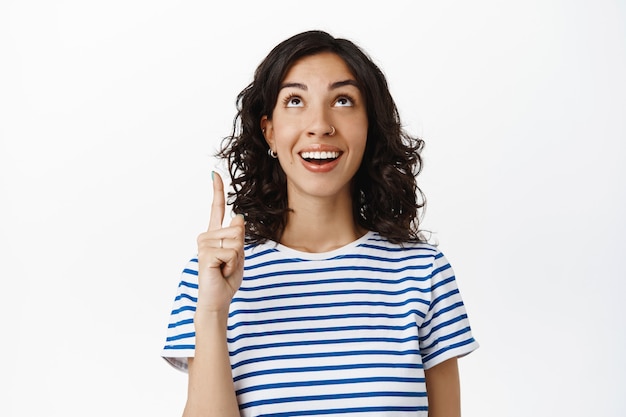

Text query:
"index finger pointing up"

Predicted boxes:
[[208, 171, 226, 231]]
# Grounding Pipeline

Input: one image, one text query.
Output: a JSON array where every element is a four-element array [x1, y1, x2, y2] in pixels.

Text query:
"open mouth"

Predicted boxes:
[[300, 151, 342, 165]]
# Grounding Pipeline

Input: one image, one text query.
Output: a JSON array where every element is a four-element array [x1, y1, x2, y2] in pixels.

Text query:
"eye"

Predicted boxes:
[[284, 94, 304, 107], [334, 95, 354, 107]]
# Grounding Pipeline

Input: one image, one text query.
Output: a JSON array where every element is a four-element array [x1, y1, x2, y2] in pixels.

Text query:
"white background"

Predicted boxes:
[[1, 1, 625, 416]]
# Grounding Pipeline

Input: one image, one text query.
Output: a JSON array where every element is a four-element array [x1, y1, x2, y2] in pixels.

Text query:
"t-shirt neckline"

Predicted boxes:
[[267, 230, 376, 260]]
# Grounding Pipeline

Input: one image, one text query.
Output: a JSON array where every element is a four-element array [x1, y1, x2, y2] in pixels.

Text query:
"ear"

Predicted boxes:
[[261, 115, 274, 148]]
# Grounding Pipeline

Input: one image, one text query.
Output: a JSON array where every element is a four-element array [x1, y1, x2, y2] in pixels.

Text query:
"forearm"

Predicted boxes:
[[183, 311, 240, 417]]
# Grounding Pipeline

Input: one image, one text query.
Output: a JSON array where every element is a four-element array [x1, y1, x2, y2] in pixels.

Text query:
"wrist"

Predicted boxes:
[[194, 309, 229, 328]]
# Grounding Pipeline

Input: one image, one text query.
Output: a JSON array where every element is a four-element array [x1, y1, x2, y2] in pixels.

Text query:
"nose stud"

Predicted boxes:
[[327, 125, 336, 136]]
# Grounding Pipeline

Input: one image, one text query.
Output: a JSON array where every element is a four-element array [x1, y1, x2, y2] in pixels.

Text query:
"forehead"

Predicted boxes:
[[282, 52, 356, 84]]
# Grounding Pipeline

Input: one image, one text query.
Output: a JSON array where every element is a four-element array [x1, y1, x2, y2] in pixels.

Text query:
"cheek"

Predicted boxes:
[[350, 112, 368, 133], [350, 119, 369, 149], [272, 117, 303, 141]]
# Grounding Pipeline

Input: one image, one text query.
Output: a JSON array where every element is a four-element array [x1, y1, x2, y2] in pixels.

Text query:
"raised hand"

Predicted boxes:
[[195, 171, 245, 314]]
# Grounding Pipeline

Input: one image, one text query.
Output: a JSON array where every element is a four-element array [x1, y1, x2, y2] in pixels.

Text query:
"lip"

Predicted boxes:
[[298, 144, 344, 173]]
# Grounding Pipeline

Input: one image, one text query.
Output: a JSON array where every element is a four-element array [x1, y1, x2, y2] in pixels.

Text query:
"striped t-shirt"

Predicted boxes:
[[162, 231, 478, 416]]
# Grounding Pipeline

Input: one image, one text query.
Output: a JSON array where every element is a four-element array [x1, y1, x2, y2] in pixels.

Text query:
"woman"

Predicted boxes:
[[163, 30, 478, 417]]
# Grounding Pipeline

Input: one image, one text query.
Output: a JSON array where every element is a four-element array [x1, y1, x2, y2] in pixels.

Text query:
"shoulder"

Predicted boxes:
[[359, 232, 456, 274], [243, 239, 280, 259], [360, 232, 442, 257]]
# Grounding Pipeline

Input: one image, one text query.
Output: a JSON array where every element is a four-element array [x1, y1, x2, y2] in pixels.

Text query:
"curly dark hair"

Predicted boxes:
[[217, 30, 426, 244]]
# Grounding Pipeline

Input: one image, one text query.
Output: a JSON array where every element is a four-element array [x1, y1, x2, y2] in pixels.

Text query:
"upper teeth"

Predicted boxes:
[[301, 151, 340, 160]]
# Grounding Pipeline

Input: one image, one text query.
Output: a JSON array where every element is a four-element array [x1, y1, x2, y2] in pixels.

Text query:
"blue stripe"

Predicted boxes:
[[430, 275, 456, 292], [238, 274, 431, 293], [168, 318, 193, 329], [228, 310, 426, 331], [421, 327, 472, 351], [359, 242, 438, 254], [171, 305, 196, 315], [429, 313, 468, 335], [166, 331, 195, 342], [428, 288, 460, 312], [330, 253, 434, 262], [229, 298, 429, 318], [244, 247, 278, 260], [431, 262, 452, 278], [178, 279, 198, 288], [258, 406, 428, 417], [237, 376, 425, 395], [422, 337, 477, 363], [174, 293, 197, 303], [240, 390, 427, 409], [232, 287, 431, 304], [163, 344, 195, 350], [181, 269, 198, 277], [420, 301, 464, 329], [244, 264, 431, 282], [245, 257, 310, 271], [232, 349, 421, 370], [228, 322, 417, 343], [246, 252, 435, 272], [233, 362, 423, 382], [230, 335, 420, 356], [419, 314, 469, 342]]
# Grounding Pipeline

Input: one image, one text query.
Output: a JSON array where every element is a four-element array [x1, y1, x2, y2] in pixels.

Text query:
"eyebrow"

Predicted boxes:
[[330, 79, 360, 90], [279, 79, 361, 91], [280, 82, 308, 91]]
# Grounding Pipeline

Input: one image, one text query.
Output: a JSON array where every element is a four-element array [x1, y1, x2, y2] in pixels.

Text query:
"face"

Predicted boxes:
[[262, 52, 368, 204]]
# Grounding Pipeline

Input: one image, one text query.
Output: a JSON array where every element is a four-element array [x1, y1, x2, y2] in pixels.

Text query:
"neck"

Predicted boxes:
[[279, 191, 366, 253]]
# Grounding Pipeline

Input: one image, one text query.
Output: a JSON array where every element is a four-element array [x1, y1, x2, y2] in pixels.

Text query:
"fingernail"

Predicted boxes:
[[211, 171, 215, 181]]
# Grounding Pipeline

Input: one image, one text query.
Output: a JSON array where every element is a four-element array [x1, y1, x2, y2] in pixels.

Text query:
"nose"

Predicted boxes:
[[306, 106, 335, 138]]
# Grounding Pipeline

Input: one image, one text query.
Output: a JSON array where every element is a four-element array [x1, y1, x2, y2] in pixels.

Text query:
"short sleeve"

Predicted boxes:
[[418, 250, 479, 369], [161, 257, 199, 373]]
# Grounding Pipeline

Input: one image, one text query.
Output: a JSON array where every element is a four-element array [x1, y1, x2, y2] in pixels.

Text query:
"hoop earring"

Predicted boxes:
[[328, 125, 336, 136], [267, 148, 278, 158]]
